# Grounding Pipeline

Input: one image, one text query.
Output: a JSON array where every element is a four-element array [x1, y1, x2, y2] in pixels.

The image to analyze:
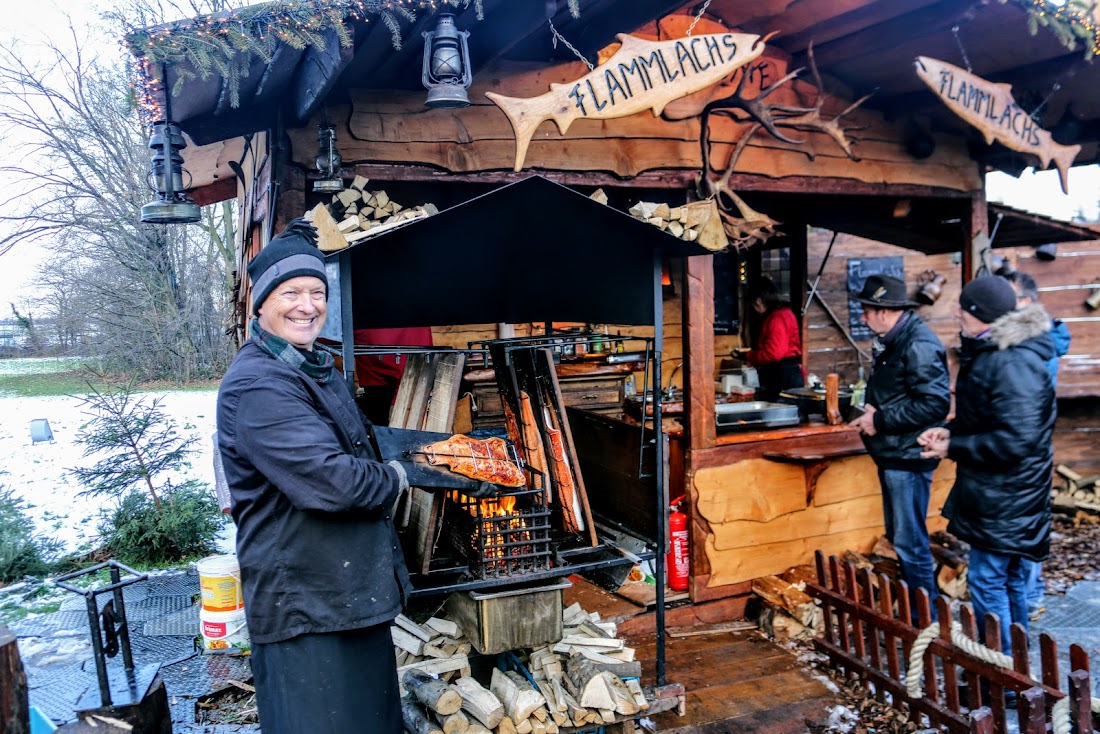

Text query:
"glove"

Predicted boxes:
[[386, 460, 410, 494], [466, 480, 504, 500]]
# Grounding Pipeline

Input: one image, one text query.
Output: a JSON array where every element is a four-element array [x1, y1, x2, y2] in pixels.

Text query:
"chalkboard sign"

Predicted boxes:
[[847, 256, 904, 341]]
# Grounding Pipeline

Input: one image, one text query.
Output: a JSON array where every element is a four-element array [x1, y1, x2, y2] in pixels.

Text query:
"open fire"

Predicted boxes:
[[446, 485, 551, 579]]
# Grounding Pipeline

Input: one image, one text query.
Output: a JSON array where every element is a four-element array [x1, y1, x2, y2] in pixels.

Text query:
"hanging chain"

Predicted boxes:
[[686, 0, 713, 37], [549, 17, 593, 70], [951, 26, 973, 72]]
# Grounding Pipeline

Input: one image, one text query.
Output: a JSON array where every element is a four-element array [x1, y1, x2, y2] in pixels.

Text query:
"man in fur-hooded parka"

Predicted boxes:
[[919, 276, 1055, 643]]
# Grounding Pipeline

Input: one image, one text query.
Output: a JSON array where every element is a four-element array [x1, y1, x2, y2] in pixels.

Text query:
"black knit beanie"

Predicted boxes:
[[959, 275, 1016, 325], [247, 218, 328, 312]]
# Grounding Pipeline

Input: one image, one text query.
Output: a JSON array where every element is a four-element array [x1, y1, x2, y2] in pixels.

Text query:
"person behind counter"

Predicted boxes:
[[848, 274, 950, 619], [733, 277, 805, 401], [918, 275, 1056, 648], [216, 218, 415, 733]]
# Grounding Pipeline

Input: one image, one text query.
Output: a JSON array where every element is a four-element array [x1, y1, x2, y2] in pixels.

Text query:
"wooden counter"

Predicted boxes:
[[678, 423, 954, 603]]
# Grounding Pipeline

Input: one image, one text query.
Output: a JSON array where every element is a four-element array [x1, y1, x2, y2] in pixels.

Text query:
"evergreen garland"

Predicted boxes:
[[1005, 0, 1100, 59], [125, 0, 505, 110]]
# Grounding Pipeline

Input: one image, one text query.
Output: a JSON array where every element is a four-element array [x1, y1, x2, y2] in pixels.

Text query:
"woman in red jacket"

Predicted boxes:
[[735, 278, 805, 401]]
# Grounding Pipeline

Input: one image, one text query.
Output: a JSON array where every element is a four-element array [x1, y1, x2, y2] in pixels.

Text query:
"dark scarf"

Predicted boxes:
[[251, 319, 334, 384]]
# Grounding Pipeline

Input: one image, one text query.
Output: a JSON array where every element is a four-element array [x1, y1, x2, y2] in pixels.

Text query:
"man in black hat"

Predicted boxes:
[[849, 274, 950, 616], [919, 275, 1056, 646], [216, 218, 414, 733]]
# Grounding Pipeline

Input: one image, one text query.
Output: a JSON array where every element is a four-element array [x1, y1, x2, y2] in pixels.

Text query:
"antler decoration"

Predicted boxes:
[[696, 42, 873, 250]]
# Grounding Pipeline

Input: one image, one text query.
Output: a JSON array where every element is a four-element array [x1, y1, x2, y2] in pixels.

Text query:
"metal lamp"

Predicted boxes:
[[422, 13, 472, 108], [313, 124, 344, 193], [141, 120, 201, 224], [1035, 243, 1057, 261]]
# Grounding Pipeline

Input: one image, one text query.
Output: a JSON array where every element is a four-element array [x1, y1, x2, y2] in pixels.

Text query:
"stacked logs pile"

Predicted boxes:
[[306, 175, 439, 252], [587, 189, 729, 251], [1052, 464, 1100, 516], [751, 568, 824, 643], [393, 603, 648, 734]]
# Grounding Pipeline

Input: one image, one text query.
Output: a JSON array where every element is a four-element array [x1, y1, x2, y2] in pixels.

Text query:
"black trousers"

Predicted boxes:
[[251, 623, 401, 733], [757, 356, 805, 402]]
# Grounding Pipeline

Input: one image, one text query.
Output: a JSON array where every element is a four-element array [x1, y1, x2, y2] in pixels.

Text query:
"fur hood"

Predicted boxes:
[[988, 303, 1051, 350]]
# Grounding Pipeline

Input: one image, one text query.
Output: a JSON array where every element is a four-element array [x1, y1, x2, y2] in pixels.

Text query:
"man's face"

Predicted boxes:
[[1011, 282, 1033, 307], [257, 275, 327, 350], [860, 306, 894, 337], [956, 305, 987, 338]]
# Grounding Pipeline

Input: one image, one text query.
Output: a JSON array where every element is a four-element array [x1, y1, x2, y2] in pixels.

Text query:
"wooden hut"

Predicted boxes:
[[131, 0, 1100, 609]]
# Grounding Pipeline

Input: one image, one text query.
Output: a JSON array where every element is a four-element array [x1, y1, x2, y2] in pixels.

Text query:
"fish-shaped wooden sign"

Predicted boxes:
[[486, 32, 766, 171], [914, 56, 1080, 194]]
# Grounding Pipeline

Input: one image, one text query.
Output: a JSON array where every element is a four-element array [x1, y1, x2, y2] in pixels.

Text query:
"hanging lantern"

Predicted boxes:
[[313, 124, 344, 193], [422, 13, 472, 108], [141, 120, 201, 224]]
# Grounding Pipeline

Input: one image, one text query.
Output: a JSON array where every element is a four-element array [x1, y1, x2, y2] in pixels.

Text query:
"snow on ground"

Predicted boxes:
[[0, 389, 235, 555]]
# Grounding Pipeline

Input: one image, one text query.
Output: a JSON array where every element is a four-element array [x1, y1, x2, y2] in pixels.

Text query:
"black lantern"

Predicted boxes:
[[313, 124, 344, 193], [141, 120, 201, 224], [422, 13, 472, 108]]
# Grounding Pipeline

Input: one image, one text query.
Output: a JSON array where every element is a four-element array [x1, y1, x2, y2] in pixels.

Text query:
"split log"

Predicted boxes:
[[490, 668, 545, 723], [565, 656, 638, 715], [403, 695, 445, 734], [453, 676, 504, 729], [404, 670, 463, 715], [436, 710, 469, 734], [396, 614, 434, 642], [393, 626, 426, 656], [425, 617, 461, 638], [496, 715, 518, 734], [751, 575, 820, 627]]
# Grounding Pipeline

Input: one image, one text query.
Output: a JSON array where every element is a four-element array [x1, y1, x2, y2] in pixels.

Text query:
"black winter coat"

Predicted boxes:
[[217, 341, 410, 644], [863, 311, 951, 471], [942, 304, 1056, 561]]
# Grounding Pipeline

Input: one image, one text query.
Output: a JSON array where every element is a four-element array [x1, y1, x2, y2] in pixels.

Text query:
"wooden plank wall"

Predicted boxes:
[[689, 443, 954, 598]]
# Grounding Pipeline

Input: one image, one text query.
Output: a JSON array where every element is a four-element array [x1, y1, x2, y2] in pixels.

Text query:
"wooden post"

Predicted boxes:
[[0, 625, 29, 734], [683, 253, 715, 451]]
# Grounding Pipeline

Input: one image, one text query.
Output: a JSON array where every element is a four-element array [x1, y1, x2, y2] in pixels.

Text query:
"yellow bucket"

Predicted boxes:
[[197, 554, 243, 612]]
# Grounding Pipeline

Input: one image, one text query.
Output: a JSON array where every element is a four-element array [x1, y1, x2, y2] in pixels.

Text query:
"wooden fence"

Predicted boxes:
[[807, 551, 1098, 734]]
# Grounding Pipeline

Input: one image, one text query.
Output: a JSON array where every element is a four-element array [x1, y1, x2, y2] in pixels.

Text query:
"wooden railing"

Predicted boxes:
[[807, 551, 1098, 734]]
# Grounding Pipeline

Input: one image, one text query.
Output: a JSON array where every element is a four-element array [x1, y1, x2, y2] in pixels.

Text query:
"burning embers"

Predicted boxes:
[[447, 482, 551, 578]]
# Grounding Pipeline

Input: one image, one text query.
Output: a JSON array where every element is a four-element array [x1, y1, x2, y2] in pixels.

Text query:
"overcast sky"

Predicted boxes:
[[0, 1, 1097, 312]]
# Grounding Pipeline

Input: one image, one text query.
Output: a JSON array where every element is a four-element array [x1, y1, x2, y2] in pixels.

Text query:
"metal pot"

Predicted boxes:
[[778, 387, 854, 423]]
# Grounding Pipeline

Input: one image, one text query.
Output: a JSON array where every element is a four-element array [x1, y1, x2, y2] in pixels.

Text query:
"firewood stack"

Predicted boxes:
[[752, 571, 824, 643], [587, 189, 729, 252], [1052, 464, 1100, 516], [305, 175, 439, 252], [392, 603, 649, 734]]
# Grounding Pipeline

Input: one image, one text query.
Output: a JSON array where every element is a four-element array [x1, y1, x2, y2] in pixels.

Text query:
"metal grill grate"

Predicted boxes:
[[445, 483, 551, 579]]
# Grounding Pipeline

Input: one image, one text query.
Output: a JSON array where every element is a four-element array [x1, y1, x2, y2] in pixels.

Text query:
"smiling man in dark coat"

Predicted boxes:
[[919, 275, 1056, 646], [217, 219, 412, 733], [849, 274, 950, 617]]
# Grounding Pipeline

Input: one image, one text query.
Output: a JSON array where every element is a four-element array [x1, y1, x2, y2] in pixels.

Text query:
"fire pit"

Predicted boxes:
[[443, 481, 552, 579]]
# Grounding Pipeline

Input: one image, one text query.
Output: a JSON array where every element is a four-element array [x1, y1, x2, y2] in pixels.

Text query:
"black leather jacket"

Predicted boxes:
[[943, 304, 1056, 561], [862, 311, 951, 471]]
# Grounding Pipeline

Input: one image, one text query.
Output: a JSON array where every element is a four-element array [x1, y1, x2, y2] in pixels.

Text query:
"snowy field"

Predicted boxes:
[[0, 384, 233, 556]]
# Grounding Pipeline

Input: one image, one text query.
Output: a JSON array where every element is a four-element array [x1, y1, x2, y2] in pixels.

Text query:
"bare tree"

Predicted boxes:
[[0, 10, 236, 380]]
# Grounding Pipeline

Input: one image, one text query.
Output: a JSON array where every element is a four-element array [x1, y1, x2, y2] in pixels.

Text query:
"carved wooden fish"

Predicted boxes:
[[914, 56, 1080, 194], [486, 32, 766, 171]]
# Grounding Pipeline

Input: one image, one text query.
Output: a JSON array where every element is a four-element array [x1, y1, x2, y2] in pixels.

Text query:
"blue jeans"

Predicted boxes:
[[878, 468, 938, 620], [968, 548, 1031, 648], [1026, 561, 1044, 607]]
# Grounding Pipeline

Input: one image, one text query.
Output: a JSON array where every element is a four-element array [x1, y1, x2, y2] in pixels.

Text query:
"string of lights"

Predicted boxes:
[[1008, 0, 1100, 59], [124, 0, 488, 118]]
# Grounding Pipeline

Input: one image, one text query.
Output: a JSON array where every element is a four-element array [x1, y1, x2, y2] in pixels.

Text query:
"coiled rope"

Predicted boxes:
[[906, 622, 1100, 734]]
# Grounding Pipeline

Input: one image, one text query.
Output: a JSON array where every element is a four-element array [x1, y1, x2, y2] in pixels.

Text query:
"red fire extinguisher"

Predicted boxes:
[[667, 497, 690, 591]]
